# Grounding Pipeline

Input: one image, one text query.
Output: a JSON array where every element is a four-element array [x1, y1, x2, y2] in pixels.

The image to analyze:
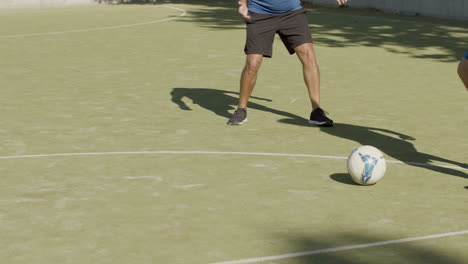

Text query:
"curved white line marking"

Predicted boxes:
[[0, 150, 465, 171], [0, 5, 186, 38], [209, 230, 468, 264]]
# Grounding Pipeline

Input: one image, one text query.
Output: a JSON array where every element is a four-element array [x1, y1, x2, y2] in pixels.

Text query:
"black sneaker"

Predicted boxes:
[[227, 108, 247, 125], [308, 107, 333, 127]]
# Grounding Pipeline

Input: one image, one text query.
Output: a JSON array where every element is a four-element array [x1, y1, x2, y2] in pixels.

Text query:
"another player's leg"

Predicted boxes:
[[227, 54, 264, 125], [295, 43, 333, 127]]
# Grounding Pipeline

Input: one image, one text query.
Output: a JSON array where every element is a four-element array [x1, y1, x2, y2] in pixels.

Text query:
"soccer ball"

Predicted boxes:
[[347, 145, 387, 185]]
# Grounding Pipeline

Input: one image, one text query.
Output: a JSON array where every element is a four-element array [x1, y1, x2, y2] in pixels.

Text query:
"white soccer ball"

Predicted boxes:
[[347, 145, 387, 185]]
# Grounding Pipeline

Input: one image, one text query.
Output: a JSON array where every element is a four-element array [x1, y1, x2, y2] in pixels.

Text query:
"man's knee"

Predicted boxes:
[[295, 43, 317, 64], [245, 55, 263, 74]]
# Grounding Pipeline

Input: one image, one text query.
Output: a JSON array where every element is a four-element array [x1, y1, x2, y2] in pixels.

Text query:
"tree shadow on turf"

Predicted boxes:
[[275, 232, 468, 264], [121, 0, 468, 62]]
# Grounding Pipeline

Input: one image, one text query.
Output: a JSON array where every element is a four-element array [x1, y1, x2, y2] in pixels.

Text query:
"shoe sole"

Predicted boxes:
[[227, 118, 247, 125], [308, 120, 333, 127]]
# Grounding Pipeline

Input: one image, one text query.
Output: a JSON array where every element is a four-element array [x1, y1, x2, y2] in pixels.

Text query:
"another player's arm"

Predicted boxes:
[[335, 0, 348, 5], [457, 58, 468, 90], [237, 0, 251, 21]]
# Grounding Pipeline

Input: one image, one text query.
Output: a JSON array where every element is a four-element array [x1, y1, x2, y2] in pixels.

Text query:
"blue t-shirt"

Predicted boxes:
[[248, 0, 302, 14], [464, 50, 468, 59]]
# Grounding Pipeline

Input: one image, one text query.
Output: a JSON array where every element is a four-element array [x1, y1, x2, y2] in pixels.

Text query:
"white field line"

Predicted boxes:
[[209, 230, 468, 264], [0, 5, 186, 38], [0, 150, 465, 171]]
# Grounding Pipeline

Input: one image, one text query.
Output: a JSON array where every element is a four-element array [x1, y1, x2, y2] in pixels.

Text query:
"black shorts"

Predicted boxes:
[[244, 8, 313, 58]]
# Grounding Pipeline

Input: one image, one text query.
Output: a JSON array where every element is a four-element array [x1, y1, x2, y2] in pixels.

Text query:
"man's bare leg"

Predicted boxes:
[[227, 54, 263, 125], [295, 42, 320, 110], [295, 42, 333, 126], [238, 54, 264, 108]]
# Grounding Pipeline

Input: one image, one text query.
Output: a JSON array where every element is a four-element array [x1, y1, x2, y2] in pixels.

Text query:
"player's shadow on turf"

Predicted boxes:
[[171, 87, 301, 119], [279, 118, 467, 179], [171, 88, 466, 179]]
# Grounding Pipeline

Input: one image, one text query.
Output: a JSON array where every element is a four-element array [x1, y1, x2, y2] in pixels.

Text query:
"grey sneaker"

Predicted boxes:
[[308, 107, 333, 127], [227, 108, 247, 125]]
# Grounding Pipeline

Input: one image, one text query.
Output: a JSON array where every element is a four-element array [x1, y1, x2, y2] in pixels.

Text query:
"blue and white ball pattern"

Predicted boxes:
[[347, 145, 387, 185]]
